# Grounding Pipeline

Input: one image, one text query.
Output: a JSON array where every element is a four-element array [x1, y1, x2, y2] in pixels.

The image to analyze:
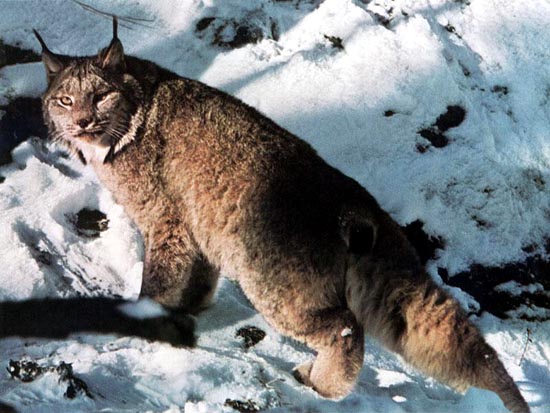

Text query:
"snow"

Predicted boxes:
[[0, 63, 45, 105], [118, 299, 169, 320], [495, 281, 546, 296], [1, 0, 549, 412], [341, 327, 353, 337], [0, 140, 142, 300]]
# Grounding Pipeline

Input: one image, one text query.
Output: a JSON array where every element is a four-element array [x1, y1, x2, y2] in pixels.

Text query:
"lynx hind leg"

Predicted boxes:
[[292, 308, 364, 399], [141, 234, 219, 314], [180, 255, 220, 313], [399, 281, 530, 413]]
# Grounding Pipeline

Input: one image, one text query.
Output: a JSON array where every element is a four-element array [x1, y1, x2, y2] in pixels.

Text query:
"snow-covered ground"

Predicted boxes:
[[1, 0, 549, 411]]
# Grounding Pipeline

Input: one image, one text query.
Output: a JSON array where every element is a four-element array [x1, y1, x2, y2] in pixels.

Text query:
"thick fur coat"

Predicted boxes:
[[30, 20, 530, 413]]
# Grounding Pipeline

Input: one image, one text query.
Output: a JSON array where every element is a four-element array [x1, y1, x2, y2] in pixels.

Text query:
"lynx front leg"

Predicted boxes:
[[140, 227, 219, 314], [292, 308, 364, 399]]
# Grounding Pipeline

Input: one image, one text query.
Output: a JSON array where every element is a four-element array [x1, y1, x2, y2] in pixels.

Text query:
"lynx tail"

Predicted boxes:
[[399, 281, 530, 413]]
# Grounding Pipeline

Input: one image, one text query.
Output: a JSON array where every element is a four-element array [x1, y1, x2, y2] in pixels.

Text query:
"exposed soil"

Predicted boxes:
[[0, 40, 40, 69], [440, 257, 550, 321], [402, 220, 550, 320]]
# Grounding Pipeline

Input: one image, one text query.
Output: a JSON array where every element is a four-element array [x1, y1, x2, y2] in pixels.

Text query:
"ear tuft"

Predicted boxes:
[[98, 17, 125, 71], [33, 29, 65, 83], [112, 16, 118, 40]]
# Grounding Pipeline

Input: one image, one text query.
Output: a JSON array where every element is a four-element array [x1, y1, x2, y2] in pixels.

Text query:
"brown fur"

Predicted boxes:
[[35, 20, 530, 413]]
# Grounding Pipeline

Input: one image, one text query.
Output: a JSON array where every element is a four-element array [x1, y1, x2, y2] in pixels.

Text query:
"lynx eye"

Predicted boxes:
[[59, 96, 73, 106]]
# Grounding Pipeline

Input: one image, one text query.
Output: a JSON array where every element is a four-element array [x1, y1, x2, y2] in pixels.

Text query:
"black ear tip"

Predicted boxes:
[[112, 16, 118, 40], [32, 29, 47, 51]]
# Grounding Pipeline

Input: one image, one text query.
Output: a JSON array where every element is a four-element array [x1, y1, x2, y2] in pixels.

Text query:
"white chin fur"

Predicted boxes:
[[76, 142, 111, 164], [75, 106, 144, 164]]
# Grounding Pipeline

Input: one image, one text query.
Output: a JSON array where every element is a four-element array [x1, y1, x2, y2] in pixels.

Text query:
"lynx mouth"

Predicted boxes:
[[75, 130, 104, 142]]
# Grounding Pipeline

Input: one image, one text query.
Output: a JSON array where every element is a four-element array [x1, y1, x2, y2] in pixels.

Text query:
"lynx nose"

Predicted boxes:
[[77, 118, 92, 129]]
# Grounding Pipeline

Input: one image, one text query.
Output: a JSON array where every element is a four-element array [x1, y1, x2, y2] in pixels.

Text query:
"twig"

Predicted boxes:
[[71, 0, 156, 30], [518, 328, 532, 366]]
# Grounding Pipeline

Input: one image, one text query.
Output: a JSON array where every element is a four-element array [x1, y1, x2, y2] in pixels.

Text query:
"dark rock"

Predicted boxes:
[[33, 247, 53, 266], [491, 85, 509, 96], [324, 35, 344, 50], [7, 360, 44, 383], [231, 25, 263, 49], [56, 362, 93, 399], [196, 12, 279, 49], [417, 105, 466, 150], [435, 105, 466, 132], [415, 143, 429, 153], [224, 399, 260, 413], [196, 17, 215, 32], [418, 128, 449, 148], [71, 208, 109, 238], [236, 326, 266, 349], [444, 23, 457, 34], [7, 359, 93, 400]]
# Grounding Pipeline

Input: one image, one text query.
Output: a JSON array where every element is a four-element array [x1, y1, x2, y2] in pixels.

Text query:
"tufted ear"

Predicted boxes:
[[98, 17, 125, 71], [33, 29, 66, 84], [339, 208, 377, 255]]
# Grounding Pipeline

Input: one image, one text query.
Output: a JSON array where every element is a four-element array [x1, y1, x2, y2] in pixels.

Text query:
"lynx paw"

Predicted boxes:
[[292, 361, 314, 388]]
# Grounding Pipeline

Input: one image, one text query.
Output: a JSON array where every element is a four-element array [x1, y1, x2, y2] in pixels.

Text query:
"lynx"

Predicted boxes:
[[26, 19, 529, 413]]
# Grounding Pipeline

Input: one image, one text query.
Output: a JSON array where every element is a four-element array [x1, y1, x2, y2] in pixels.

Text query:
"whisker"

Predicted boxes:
[[106, 125, 125, 136], [108, 123, 129, 137], [105, 128, 125, 141]]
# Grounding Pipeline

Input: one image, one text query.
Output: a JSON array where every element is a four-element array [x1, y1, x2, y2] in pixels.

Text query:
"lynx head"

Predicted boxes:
[[35, 18, 144, 162]]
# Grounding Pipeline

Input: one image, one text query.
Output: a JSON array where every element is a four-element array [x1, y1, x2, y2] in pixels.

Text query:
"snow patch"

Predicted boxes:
[[376, 369, 413, 388], [341, 327, 353, 337], [118, 298, 169, 320], [392, 395, 407, 403]]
